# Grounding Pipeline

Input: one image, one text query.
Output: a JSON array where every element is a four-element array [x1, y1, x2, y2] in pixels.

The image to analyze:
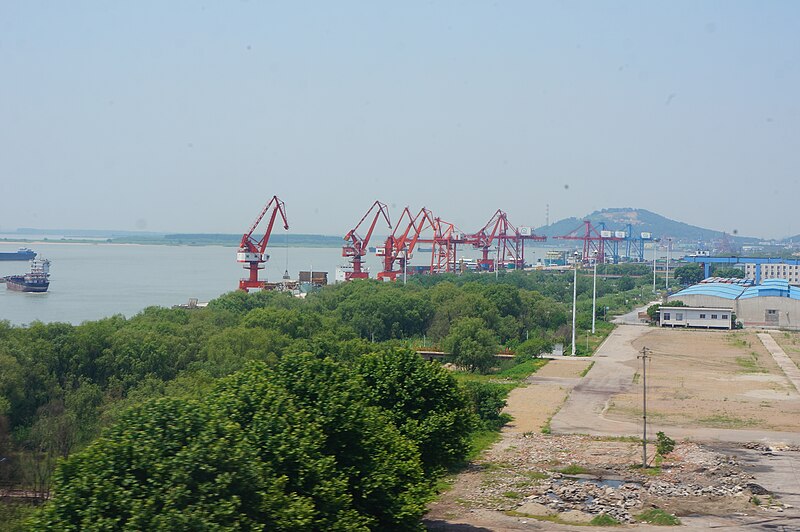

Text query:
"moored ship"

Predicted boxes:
[[0, 248, 37, 261], [4, 259, 50, 293]]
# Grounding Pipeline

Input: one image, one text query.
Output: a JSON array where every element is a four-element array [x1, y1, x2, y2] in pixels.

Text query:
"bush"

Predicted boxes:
[[462, 381, 511, 431], [656, 431, 675, 456]]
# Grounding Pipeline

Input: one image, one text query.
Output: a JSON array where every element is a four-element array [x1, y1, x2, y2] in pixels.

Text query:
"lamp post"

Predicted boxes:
[[652, 239, 659, 294], [571, 251, 578, 356], [665, 238, 672, 291], [591, 251, 598, 334], [403, 244, 408, 286]]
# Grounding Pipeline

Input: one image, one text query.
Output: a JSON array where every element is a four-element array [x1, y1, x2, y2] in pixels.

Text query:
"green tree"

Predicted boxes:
[[357, 349, 475, 475], [270, 354, 429, 530], [441, 318, 498, 373], [673, 264, 704, 285], [35, 398, 316, 530], [713, 267, 745, 278]]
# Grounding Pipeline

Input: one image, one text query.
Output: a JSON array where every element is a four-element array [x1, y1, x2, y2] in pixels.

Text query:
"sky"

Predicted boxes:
[[1, 1, 798, 239]]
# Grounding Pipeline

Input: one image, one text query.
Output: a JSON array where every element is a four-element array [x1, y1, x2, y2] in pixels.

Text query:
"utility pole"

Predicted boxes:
[[665, 238, 672, 291], [571, 252, 578, 356], [638, 346, 651, 468], [591, 252, 598, 334]]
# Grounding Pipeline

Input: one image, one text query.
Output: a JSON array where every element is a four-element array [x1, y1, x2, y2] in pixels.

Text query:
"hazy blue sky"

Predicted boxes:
[[1, 1, 798, 238]]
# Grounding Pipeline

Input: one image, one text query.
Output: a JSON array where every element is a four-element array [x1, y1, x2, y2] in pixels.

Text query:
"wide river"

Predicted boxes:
[[0, 242, 567, 326], [0, 243, 370, 325], [0, 241, 677, 326]]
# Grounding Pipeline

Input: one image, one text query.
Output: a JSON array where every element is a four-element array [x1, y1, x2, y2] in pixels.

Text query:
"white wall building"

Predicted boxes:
[[744, 263, 800, 285], [659, 306, 733, 329]]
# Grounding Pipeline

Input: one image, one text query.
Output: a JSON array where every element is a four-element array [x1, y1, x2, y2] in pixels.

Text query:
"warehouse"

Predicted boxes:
[[667, 279, 800, 330]]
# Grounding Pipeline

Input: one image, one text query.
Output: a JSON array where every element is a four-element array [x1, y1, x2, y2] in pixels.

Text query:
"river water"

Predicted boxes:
[[0, 243, 364, 325], [1, 242, 557, 325], [0, 241, 674, 326]]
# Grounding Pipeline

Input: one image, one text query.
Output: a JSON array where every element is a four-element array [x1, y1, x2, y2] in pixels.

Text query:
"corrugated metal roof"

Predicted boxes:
[[672, 283, 746, 300], [675, 278, 800, 300]]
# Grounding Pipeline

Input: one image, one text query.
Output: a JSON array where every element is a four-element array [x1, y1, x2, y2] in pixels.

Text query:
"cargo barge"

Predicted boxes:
[[0, 248, 36, 261], [4, 259, 50, 293]]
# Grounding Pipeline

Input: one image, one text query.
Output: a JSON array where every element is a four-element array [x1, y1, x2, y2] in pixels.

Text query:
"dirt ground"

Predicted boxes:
[[604, 329, 800, 431], [426, 327, 800, 530], [426, 370, 771, 531]]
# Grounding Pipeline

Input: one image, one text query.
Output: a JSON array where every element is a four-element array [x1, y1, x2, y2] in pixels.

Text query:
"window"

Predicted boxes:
[[676, 313, 683, 320], [711, 314, 718, 319], [722, 314, 728, 319], [663, 312, 671, 320], [699, 313, 706, 318]]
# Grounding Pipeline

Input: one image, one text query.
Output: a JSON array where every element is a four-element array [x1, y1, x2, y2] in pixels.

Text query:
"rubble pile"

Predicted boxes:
[[465, 433, 763, 524]]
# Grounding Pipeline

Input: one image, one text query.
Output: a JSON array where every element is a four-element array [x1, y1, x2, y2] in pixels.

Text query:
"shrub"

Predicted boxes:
[[656, 431, 675, 456]]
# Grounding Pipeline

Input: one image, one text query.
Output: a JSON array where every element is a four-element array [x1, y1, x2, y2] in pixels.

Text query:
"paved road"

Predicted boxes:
[[759, 333, 800, 393]]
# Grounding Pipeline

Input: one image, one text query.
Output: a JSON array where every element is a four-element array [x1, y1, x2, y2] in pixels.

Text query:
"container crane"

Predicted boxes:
[[553, 220, 622, 265], [237, 195, 289, 292], [465, 210, 545, 271], [377, 207, 429, 280], [342, 200, 391, 280]]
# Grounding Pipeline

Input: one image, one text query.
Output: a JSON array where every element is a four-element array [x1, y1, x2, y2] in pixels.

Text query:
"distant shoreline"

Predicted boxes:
[[0, 237, 343, 248]]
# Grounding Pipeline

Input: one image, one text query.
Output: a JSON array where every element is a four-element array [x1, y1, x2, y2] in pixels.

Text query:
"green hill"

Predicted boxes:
[[534, 208, 758, 244]]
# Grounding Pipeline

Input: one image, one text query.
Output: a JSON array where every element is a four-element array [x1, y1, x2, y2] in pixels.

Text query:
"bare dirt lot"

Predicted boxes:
[[426, 372, 774, 531], [426, 326, 800, 530], [605, 329, 800, 431]]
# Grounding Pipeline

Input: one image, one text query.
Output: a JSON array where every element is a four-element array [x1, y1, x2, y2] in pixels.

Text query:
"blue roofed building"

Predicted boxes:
[[667, 279, 800, 329]]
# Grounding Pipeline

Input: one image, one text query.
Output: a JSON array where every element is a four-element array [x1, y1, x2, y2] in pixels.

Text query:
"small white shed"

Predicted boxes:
[[659, 306, 733, 329]]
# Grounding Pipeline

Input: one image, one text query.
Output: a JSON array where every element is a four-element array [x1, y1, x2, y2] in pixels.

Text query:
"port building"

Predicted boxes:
[[683, 256, 800, 285], [667, 279, 800, 330]]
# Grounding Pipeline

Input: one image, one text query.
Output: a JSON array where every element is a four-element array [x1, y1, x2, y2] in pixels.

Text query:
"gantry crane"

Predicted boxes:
[[237, 195, 289, 291], [553, 220, 622, 265], [342, 200, 391, 281], [465, 210, 545, 271]]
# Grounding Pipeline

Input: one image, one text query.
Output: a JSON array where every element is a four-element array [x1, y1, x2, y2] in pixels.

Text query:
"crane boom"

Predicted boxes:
[[237, 195, 289, 291], [342, 200, 391, 280]]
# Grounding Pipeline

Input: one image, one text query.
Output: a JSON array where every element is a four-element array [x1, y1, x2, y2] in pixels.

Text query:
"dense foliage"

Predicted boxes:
[[0, 267, 649, 528]]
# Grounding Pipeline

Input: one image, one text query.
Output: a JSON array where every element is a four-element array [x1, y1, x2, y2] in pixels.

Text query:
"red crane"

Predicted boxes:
[[377, 207, 447, 280], [342, 200, 392, 280], [237, 195, 289, 292], [465, 210, 545, 271], [553, 220, 622, 264]]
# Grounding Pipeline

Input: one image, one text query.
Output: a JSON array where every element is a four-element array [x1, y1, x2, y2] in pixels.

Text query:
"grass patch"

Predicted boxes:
[[496, 358, 549, 380], [590, 513, 621, 526], [634, 508, 681, 525], [556, 464, 587, 475], [0, 502, 37, 532], [699, 412, 758, 429], [502, 491, 524, 500], [630, 464, 662, 476], [467, 429, 503, 460], [579, 361, 595, 377], [736, 352, 765, 373]]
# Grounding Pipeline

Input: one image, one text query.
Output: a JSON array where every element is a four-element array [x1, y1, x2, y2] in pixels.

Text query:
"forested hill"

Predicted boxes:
[[534, 208, 759, 243]]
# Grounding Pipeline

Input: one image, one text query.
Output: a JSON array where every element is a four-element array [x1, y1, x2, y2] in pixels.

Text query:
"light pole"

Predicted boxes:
[[591, 251, 598, 334], [403, 245, 408, 285], [665, 238, 672, 291], [571, 251, 578, 356], [495, 245, 500, 280], [652, 239, 659, 294]]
